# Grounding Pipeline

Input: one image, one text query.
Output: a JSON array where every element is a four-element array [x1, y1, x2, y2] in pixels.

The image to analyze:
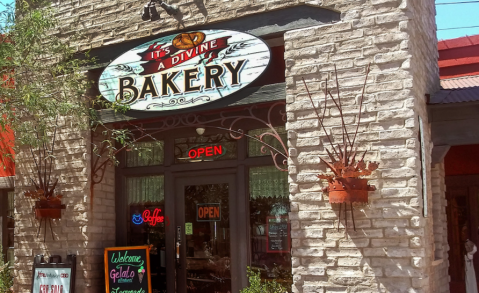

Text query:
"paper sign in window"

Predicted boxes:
[[266, 216, 290, 253]]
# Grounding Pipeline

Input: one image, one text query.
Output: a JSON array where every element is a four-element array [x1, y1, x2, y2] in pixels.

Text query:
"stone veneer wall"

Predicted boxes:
[[13, 122, 115, 293], [284, 0, 444, 292], [430, 163, 449, 293], [408, 1, 446, 291], [12, 0, 446, 292]]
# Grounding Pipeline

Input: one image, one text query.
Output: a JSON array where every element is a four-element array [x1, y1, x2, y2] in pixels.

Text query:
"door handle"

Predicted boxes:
[[176, 226, 181, 268]]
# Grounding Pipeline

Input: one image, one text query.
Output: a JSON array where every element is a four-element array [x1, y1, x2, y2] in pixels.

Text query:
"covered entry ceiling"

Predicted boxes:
[[429, 75, 479, 164], [431, 34, 479, 163]]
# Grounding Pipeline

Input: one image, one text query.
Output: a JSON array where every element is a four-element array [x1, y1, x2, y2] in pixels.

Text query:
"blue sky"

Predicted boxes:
[[0, 0, 14, 26], [0, 0, 477, 40], [436, 0, 479, 40], [0, 0, 13, 12]]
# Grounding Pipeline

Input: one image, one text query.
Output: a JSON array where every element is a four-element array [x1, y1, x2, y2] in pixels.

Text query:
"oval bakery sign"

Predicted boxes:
[[99, 30, 271, 111]]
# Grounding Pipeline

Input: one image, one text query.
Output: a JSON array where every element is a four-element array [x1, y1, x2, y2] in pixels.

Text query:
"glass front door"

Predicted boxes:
[[184, 183, 231, 293], [175, 173, 245, 293], [121, 169, 291, 293]]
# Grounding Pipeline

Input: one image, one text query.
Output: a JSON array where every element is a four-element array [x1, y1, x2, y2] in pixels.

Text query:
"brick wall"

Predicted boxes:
[[83, 131, 116, 292], [430, 163, 449, 293], [53, 0, 325, 51], [13, 122, 115, 293]]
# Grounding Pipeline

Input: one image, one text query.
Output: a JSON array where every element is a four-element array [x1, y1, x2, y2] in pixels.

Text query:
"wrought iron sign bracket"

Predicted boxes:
[[90, 101, 288, 208]]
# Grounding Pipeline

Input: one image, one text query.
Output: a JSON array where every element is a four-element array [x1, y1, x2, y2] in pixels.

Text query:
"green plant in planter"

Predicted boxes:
[[240, 267, 287, 293], [0, 246, 13, 293]]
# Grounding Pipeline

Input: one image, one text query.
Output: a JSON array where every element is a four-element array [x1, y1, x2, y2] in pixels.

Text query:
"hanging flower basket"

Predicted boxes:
[[325, 178, 376, 204], [318, 160, 379, 206], [23, 124, 65, 240], [34, 200, 66, 219], [26, 190, 65, 241], [26, 190, 65, 220]]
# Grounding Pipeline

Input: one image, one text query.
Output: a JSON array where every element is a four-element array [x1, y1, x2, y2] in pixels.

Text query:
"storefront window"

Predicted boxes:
[[174, 133, 237, 163], [248, 126, 287, 157], [127, 176, 164, 205], [249, 166, 292, 289], [126, 141, 164, 167], [118, 122, 289, 292], [126, 176, 166, 291]]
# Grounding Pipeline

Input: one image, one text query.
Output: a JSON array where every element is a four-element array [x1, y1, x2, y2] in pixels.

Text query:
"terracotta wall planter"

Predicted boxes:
[[34, 201, 66, 219], [325, 178, 376, 204]]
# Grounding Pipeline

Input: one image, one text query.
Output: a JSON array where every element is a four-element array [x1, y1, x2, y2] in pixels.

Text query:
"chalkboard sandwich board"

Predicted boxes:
[[104, 246, 152, 293], [266, 216, 290, 253]]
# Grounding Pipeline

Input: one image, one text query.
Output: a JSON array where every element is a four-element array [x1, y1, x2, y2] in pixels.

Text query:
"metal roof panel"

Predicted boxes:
[[440, 75, 479, 89], [430, 86, 479, 104]]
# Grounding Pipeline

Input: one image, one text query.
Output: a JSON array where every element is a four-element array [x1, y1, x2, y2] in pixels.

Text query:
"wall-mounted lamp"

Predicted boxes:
[[196, 128, 205, 136], [142, 2, 160, 21], [141, 0, 179, 21]]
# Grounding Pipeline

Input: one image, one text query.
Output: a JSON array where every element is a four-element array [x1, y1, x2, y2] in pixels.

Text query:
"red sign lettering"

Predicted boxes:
[[197, 203, 221, 221], [38, 271, 46, 278], [188, 145, 223, 159], [50, 285, 63, 293], [142, 208, 164, 226], [138, 36, 231, 75]]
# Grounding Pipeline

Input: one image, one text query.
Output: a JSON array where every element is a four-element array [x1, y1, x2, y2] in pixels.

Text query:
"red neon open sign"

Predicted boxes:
[[188, 145, 223, 159]]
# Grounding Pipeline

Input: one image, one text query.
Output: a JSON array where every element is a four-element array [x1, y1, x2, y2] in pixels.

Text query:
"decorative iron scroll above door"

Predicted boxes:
[[98, 29, 271, 111]]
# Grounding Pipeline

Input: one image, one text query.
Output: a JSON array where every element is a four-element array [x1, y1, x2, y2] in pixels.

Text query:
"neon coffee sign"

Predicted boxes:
[[98, 29, 270, 111], [132, 208, 164, 226]]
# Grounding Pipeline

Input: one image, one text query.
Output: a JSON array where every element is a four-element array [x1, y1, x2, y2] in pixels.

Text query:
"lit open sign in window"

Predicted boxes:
[[178, 144, 226, 162]]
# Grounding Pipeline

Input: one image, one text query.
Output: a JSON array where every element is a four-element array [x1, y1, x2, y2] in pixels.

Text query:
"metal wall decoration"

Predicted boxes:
[[90, 102, 288, 208], [303, 64, 378, 232], [98, 29, 271, 111], [23, 120, 66, 242]]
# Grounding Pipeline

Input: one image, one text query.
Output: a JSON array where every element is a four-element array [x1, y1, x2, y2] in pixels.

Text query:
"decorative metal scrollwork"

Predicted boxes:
[[90, 101, 288, 208], [146, 96, 211, 109]]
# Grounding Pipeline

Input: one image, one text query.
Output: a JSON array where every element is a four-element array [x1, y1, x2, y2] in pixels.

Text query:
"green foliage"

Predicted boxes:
[[0, 0, 154, 169], [240, 267, 287, 293], [0, 247, 13, 293], [0, 0, 97, 157]]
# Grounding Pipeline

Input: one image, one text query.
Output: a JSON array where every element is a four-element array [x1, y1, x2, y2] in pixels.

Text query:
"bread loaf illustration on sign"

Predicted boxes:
[[99, 29, 271, 111], [172, 32, 206, 50]]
